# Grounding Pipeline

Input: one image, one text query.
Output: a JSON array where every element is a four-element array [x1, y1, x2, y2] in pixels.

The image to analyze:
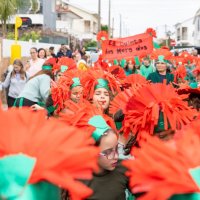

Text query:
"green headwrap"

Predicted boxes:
[[0, 154, 60, 200], [120, 59, 126, 68], [70, 77, 81, 89], [153, 41, 161, 49], [42, 65, 52, 70], [113, 59, 118, 65], [61, 65, 68, 73], [156, 55, 168, 64], [88, 115, 111, 141], [170, 167, 200, 200], [189, 82, 198, 89], [134, 56, 140, 66], [95, 78, 109, 90]]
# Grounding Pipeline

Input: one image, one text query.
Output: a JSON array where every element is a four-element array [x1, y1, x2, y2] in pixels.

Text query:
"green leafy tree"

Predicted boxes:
[[0, 0, 23, 37], [101, 25, 108, 32], [6, 30, 41, 42], [84, 40, 97, 49], [31, 0, 40, 14]]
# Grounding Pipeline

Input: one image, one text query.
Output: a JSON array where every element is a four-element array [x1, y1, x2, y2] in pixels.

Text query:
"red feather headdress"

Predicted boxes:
[[145, 27, 157, 38], [60, 100, 116, 134], [51, 70, 85, 113], [97, 31, 109, 42], [177, 83, 200, 96], [123, 122, 200, 200], [173, 65, 187, 83], [118, 83, 197, 139], [53, 57, 77, 73], [81, 68, 121, 100], [109, 75, 149, 116], [179, 51, 194, 64], [151, 48, 173, 61], [192, 64, 200, 75], [0, 108, 99, 200], [106, 65, 126, 82]]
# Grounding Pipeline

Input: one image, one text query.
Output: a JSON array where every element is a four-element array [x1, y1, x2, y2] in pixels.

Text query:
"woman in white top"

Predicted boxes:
[[0, 59, 29, 107]]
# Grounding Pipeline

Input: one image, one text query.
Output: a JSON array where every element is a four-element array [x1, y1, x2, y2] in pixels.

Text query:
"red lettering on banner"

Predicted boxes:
[[102, 33, 153, 60]]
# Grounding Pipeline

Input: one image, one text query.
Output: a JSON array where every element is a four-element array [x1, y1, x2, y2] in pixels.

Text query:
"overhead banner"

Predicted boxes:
[[102, 33, 153, 60]]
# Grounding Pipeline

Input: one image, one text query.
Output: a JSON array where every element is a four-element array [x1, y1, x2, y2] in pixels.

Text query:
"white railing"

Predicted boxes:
[[2, 39, 61, 58]]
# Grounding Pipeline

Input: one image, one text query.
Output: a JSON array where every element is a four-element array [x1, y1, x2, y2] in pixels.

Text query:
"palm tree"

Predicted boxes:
[[0, 0, 23, 37]]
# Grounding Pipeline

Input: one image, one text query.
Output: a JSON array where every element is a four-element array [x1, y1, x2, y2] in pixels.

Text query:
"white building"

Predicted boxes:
[[193, 8, 200, 46], [175, 17, 194, 46], [7, 0, 98, 42], [56, 0, 98, 41]]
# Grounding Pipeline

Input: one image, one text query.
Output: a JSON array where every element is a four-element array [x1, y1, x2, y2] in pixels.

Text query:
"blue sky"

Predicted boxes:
[[69, 0, 200, 38]]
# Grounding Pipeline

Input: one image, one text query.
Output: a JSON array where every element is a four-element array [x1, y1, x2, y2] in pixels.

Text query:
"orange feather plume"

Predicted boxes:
[[106, 65, 126, 81], [173, 65, 187, 83], [51, 69, 85, 113], [151, 48, 173, 61], [81, 68, 121, 100], [97, 31, 109, 41], [53, 57, 77, 73], [121, 83, 197, 139], [179, 52, 194, 64], [60, 100, 116, 133], [177, 83, 200, 95], [109, 75, 149, 117], [145, 27, 157, 38], [123, 74, 149, 88], [123, 124, 200, 200], [193, 65, 200, 75], [0, 108, 99, 200]]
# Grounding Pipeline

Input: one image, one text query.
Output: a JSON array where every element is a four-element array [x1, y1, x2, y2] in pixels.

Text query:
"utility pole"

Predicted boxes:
[[112, 17, 114, 38], [119, 14, 122, 38], [98, 0, 101, 32], [108, 0, 111, 37]]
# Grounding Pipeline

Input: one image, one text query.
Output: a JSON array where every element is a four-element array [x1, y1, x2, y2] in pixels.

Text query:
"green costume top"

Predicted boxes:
[[147, 71, 174, 85], [0, 154, 60, 200], [140, 65, 155, 78]]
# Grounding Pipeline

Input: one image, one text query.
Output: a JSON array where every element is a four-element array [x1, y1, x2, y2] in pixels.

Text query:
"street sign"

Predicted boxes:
[[170, 40, 176, 46]]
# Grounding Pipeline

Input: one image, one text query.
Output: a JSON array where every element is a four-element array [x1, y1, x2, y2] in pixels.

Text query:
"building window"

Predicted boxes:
[[84, 20, 91, 33], [182, 27, 188, 40]]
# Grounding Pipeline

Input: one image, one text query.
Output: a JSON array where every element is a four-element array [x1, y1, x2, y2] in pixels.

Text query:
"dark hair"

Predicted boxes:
[[30, 47, 37, 52], [188, 93, 200, 111], [124, 61, 136, 73], [12, 59, 27, 80], [38, 48, 47, 59], [45, 94, 55, 117], [95, 129, 117, 146], [49, 46, 54, 51]]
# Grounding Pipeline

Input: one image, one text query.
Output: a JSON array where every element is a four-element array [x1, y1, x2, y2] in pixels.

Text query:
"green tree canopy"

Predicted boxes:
[[0, 0, 23, 37]]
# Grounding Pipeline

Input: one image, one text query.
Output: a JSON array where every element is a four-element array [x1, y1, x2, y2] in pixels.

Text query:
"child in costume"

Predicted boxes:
[[53, 57, 77, 82], [123, 119, 200, 200], [147, 49, 174, 84], [60, 101, 131, 200], [48, 69, 85, 116], [139, 57, 155, 78], [0, 106, 99, 200], [81, 68, 121, 114], [110, 83, 197, 144]]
